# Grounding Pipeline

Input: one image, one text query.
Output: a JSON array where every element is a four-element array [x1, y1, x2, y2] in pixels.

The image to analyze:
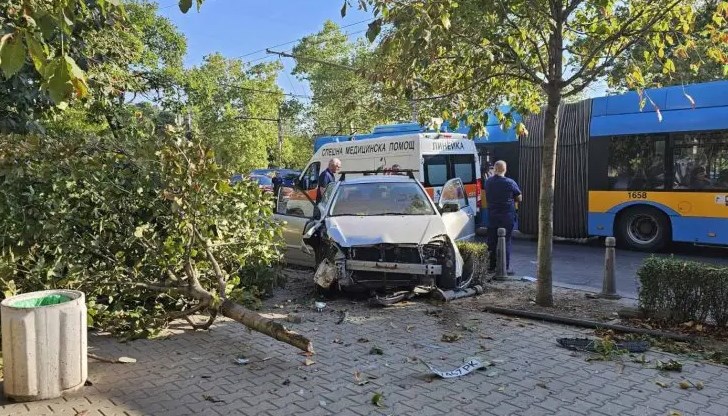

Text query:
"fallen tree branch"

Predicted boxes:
[[221, 299, 315, 353]]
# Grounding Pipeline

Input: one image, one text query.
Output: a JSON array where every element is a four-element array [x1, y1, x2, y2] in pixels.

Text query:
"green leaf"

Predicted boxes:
[[371, 392, 384, 407], [35, 12, 57, 38], [43, 56, 73, 104], [26, 35, 46, 72], [64, 56, 89, 98], [0, 33, 27, 78], [664, 59, 676, 74], [441, 14, 451, 30], [179, 0, 193, 13], [366, 19, 382, 42]]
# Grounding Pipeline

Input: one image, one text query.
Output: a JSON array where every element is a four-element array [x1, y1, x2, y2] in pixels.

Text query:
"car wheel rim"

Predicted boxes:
[[627, 214, 659, 245]]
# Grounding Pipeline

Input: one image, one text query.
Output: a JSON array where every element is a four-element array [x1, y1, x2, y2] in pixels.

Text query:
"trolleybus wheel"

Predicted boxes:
[[616, 206, 670, 252]]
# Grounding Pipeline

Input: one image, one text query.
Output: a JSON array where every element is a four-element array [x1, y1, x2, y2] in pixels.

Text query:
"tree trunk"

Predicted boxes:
[[220, 299, 315, 353], [535, 89, 561, 307]]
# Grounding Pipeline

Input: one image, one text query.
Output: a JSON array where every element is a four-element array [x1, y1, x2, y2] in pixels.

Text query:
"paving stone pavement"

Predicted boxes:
[[2, 290, 727, 416]]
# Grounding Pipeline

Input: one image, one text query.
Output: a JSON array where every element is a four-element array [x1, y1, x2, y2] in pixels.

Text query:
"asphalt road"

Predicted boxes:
[[479, 237, 728, 299]]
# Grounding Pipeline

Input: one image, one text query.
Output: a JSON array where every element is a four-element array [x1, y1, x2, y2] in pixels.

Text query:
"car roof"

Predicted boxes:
[[339, 175, 418, 185]]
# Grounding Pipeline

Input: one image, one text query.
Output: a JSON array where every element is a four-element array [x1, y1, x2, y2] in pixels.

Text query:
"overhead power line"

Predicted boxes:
[[266, 49, 358, 71], [237, 18, 373, 59], [218, 84, 312, 100], [244, 28, 368, 65]]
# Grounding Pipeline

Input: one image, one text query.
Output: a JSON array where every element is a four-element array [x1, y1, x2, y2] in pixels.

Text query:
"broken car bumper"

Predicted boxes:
[[344, 260, 442, 275]]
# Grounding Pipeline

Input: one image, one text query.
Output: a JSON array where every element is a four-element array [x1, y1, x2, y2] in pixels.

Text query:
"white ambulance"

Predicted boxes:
[[297, 132, 482, 232]]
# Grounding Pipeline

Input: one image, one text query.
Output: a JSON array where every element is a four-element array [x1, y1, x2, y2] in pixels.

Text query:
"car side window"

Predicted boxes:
[[440, 178, 468, 209], [276, 187, 315, 218], [320, 182, 336, 207]]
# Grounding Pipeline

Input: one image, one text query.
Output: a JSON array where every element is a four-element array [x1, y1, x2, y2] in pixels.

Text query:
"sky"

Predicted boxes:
[[155, 0, 609, 103], [157, 0, 373, 99]]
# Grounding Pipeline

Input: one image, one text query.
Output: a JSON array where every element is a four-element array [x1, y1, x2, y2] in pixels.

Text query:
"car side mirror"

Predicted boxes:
[[440, 202, 460, 213]]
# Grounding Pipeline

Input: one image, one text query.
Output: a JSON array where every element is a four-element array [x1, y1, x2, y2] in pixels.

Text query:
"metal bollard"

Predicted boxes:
[[599, 237, 621, 299], [495, 228, 508, 280]]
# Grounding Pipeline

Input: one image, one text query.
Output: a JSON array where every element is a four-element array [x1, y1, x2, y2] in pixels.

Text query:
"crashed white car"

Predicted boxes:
[[273, 173, 476, 296]]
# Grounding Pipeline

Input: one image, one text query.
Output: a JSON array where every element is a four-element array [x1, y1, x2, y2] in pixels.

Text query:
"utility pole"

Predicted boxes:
[[410, 100, 419, 123], [277, 105, 284, 168], [236, 111, 285, 168], [185, 110, 193, 140]]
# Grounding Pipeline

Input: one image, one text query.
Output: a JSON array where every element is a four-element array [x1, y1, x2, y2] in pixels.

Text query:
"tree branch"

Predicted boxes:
[[192, 226, 227, 299], [564, 0, 587, 17], [498, 4, 549, 76], [563, 0, 683, 87]]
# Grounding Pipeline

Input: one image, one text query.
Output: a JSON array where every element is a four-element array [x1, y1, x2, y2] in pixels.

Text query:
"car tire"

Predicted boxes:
[[616, 206, 670, 252]]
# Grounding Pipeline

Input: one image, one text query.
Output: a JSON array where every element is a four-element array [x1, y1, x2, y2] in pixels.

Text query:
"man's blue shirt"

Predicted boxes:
[[317, 168, 335, 201], [485, 175, 521, 217]]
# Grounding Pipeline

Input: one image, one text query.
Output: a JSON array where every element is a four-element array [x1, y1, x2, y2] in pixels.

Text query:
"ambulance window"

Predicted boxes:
[[302, 162, 320, 190], [452, 155, 475, 184], [424, 155, 448, 187]]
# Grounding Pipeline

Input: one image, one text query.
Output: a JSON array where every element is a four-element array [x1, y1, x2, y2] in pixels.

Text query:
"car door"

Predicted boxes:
[[273, 186, 317, 267], [438, 178, 475, 240]]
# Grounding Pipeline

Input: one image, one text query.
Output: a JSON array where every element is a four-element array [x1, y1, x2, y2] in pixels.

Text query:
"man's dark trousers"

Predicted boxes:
[[487, 214, 514, 271]]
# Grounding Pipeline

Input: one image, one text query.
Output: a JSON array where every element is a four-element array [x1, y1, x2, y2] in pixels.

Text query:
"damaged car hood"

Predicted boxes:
[[324, 215, 449, 246]]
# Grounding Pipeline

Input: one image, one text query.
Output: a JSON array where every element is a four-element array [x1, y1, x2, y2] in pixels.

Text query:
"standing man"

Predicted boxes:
[[484, 160, 522, 274], [317, 158, 341, 202]]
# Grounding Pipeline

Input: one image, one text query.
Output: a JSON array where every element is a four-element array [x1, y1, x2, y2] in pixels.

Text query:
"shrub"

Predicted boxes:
[[0, 132, 283, 339], [457, 241, 489, 285], [637, 256, 728, 327]]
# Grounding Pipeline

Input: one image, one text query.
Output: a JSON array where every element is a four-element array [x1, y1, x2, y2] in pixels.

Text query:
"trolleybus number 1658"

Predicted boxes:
[[627, 191, 648, 199]]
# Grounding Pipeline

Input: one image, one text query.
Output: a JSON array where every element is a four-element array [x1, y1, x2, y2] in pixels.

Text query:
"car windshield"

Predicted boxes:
[[250, 169, 272, 176], [251, 175, 273, 185], [329, 182, 435, 216]]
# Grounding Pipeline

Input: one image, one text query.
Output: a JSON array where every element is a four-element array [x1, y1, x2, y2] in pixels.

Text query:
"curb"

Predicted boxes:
[[481, 305, 693, 342], [475, 228, 600, 244]]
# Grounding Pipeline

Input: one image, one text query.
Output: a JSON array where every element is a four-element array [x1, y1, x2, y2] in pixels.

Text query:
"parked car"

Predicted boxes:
[[249, 168, 301, 190], [275, 169, 301, 187], [273, 171, 476, 297], [250, 174, 274, 193], [231, 174, 274, 193]]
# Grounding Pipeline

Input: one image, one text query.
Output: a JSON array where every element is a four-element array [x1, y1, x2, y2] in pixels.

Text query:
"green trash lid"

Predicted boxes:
[[10, 294, 73, 308]]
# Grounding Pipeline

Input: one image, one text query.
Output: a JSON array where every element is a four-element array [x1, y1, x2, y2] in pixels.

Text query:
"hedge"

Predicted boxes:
[[637, 256, 728, 327]]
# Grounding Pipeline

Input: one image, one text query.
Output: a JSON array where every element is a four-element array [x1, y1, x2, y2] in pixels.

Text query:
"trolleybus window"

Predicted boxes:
[[607, 135, 666, 190], [673, 131, 728, 191]]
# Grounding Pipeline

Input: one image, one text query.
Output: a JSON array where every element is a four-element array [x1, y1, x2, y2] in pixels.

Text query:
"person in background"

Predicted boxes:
[[317, 158, 341, 202], [484, 160, 522, 275], [272, 170, 283, 197], [690, 166, 712, 189]]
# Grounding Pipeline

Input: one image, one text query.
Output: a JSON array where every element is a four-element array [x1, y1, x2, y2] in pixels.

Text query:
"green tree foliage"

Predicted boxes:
[[0, 130, 282, 339], [610, 0, 728, 91], [0, 0, 126, 107], [0, 0, 192, 107], [0, 1, 290, 340], [291, 20, 411, 135], [344, 0, 728, 306], [183, 53, 284, 171], [0, 0, 187, 134], [279, 98, 313, 169]]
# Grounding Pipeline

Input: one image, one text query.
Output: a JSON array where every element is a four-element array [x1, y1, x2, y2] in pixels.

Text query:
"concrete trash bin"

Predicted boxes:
[[1, 290, 87, 401]]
